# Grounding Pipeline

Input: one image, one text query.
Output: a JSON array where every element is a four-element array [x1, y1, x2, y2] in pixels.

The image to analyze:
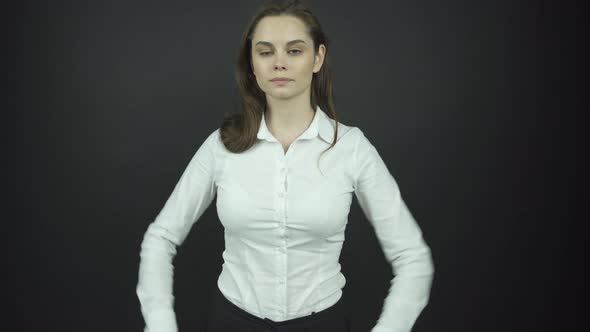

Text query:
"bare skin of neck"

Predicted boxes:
[[265, 108, 315, 154]]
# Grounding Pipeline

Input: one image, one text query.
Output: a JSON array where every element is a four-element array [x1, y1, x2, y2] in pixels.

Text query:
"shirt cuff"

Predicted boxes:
[[143, 307, 178, 332]]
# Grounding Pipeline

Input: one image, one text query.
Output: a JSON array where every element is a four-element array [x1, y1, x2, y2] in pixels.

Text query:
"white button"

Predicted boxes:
[[278, 192, 284, 198], [279, 278, 285, 284]]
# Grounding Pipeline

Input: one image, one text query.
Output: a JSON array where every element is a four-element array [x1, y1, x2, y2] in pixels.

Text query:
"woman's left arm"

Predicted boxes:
[[352, 128, 435, 332]]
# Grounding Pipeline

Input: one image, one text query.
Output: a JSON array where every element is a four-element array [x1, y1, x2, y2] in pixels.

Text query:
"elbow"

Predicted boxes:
[[423, 244, 435, 274], [393, 244, 435, 278]]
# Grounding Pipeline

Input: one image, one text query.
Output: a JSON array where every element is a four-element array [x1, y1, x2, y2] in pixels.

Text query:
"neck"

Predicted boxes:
[[265, 92, 315, 138]]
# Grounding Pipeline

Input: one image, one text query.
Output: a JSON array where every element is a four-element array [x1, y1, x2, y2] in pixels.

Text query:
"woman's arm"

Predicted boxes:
[[136, 129, 218, 332], [352, 128, 435, 332]]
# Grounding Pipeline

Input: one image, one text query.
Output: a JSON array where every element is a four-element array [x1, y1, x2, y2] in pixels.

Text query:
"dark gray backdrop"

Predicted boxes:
[[15, 0, 584, 331]]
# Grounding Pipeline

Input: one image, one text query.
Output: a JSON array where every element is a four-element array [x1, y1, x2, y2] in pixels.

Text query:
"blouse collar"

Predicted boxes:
[[257, 105, 335, 144]]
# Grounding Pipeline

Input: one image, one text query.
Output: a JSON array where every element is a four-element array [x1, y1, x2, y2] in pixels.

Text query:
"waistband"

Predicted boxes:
[[214, 286, 346, 330]]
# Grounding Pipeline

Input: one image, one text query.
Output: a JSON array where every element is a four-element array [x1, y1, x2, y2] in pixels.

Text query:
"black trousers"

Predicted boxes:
[[206, 286, 351, 332]]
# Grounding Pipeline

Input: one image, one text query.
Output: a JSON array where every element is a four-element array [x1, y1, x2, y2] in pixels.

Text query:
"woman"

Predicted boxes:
[[136, 0, 435, 331]]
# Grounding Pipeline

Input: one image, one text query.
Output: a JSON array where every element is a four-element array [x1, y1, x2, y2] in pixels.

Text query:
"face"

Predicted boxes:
[[250, 15, 325, 101]]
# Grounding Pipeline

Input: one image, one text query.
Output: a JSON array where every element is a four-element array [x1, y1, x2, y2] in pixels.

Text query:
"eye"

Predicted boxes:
[[258, 50, 302, 56]]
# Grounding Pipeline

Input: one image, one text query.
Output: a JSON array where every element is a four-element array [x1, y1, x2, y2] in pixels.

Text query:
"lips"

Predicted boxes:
[[271, 78, 293, 82]]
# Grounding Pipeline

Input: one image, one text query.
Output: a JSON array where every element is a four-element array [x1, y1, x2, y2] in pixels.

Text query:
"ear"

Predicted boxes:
[[313, 44, 326, 73]]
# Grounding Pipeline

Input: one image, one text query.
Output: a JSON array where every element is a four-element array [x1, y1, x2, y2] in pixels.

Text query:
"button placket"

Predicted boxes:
[[274, 154, 289, 320]]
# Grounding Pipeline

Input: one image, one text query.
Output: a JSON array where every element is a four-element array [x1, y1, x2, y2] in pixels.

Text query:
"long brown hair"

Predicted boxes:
[[220, 0, 339, 160]]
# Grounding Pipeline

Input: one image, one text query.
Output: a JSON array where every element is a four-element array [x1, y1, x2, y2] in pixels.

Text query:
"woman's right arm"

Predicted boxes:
[[136, 129, 219, 332]]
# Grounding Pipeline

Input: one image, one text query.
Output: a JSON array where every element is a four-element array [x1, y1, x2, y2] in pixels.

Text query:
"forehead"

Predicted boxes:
[[252, 15, 310, 46]]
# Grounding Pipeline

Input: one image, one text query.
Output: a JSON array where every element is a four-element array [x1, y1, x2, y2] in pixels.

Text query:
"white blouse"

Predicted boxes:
[[136, 106, 435, 332]]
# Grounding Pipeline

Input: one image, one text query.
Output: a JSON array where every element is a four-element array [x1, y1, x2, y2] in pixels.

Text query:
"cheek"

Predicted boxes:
[[251, 60, 259, 74], [303, 56, 317, 72], [251, 56, 263, 71]]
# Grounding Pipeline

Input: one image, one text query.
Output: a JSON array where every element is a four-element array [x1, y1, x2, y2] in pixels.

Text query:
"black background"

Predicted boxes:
[[15, 0, 584, 331]]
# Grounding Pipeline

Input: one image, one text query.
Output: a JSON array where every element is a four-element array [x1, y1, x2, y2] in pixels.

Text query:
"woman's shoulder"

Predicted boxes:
[[200, 127, 221, 148], [191, 128, 224, 159], [323, 115, 364, 143], [330, 117, 371, 148], [331, 120, 378, 158]]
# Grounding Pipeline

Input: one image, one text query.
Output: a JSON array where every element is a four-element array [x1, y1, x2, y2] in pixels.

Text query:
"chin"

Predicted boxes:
[[269, 93, 295, 100]]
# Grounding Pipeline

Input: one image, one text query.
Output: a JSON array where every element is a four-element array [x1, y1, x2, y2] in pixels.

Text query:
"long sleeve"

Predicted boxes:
[[136, 129, 218, 332], [352, 129, 435, 332]]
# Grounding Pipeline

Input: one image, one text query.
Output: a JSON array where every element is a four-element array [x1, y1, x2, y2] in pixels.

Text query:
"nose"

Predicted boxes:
[[274, 53, 286, 70]]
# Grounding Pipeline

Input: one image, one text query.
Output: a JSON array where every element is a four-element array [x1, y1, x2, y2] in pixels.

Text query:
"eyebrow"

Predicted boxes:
[[254, 39, 307, 47]]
